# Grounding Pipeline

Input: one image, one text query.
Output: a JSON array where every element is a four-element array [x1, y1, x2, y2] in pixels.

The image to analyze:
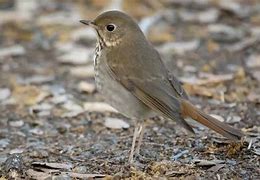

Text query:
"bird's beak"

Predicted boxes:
[[79, 20, 97, 29]]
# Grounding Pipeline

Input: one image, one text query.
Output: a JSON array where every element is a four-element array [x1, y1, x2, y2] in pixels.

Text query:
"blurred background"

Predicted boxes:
[[0, 0, 259, 179]]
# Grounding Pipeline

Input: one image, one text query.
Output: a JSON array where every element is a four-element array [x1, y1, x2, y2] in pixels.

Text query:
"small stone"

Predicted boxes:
[[246, 54, 260, 68], [73, 166, 87, 174], [30, 103, 52, 114], [9, 119, 24, 127], [104, 117, 130, 129], [0, 45, 25, 58], [0, 88, 11, 101], [29, 128, 44, 135], [0, 139, 10, 148], [83, 102, 118, 113], [78, 81, 95, 94], [62, 101, 83, 112], [208, 24, 244, 42], [219, 0, 251, 18], [158, 39, 200, 55], [251, 71, 260, 82], [70, 65, 95, 78], [179, 8, 219, 23], [29, 150, 49, 158], [58, 47, 92, 65], [226, 115, 241, 123], [22, 75, 55, 84], [51, 94, 69, 105], [71, 28, 96, 41], [210, 114, 225, 122], [52, 174, 71, 180], [10, 148, 24, 154]]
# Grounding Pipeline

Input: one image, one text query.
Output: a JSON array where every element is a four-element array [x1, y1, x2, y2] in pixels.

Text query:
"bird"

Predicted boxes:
[[80, 10, 244, 163]]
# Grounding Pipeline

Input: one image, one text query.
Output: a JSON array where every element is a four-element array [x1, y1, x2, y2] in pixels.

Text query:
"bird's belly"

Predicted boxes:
[[95, 56, 154, 120]]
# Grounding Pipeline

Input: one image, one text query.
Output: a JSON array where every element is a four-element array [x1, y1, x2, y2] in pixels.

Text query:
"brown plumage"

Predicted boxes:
[[80, 10, 244, 162], [180, 100, 243, 140]]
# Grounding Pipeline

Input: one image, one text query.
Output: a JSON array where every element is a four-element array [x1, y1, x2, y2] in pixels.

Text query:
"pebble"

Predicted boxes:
[[179, 8, 219, 23], [0, 88, 11, 101], [71, 27, 96, 41], [73, 166, 87, 174], [62, 101, 83, 112], [83, 102, 118, 113], [226, 115, 241, 123], [37, 11, 80, 26], [0, 45, 25, 58], [219, 0, 251, 18], [10, 148, 24, 154], [29, 128, 44, 135], [58, 47, 92, 65], [22, 75, 55, 84], [52, 174, 71, 180], [78, 81, 95, 94], [158, 39, 200, 55], [0, 139, 10, 148], [70, 65, 95, 78], [246, 54, 260, 68], [9, 119, 24, 127], [48, 85, 66, 96], [51, 94, 69, 105], [208, 24, 244, 42], [0, 154, 7, 164], [29, 150, 49, 158], [104, 117, 130, 129], [210, 114, 225, 122], [30, 103, 53, 113]]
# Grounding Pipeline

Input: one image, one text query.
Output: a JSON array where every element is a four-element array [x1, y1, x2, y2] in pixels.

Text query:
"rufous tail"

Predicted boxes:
[[180, 99, 244, 140]]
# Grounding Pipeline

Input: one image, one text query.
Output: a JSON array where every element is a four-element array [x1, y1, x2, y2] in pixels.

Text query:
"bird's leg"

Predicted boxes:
[[135, 123, 146, 155], [129, 124, 139, 163]]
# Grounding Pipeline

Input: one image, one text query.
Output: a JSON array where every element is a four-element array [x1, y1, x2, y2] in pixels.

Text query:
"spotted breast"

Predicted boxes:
[[93, 41, 155, 120]]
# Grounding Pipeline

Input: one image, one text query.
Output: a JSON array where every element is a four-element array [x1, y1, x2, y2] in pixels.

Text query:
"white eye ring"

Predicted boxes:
[[106, 24, 116, 32]]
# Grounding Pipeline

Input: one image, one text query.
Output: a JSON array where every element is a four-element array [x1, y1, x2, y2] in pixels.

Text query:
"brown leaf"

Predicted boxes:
[[12, 85, 49, 106]]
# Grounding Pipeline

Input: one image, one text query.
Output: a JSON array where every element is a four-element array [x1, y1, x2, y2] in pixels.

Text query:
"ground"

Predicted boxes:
[[0, 0, 259, 179]]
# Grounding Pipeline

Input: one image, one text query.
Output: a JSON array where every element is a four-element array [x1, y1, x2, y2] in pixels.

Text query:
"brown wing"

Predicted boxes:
[[103, 59, 194, 133], [168, 73, 189, 100]]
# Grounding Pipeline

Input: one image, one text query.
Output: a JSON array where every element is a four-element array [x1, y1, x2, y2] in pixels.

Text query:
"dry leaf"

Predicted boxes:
[[12, 85, 49, 106]]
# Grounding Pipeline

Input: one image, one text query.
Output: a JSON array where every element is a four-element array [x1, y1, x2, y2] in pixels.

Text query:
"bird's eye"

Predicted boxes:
[[106, 24, 116, 32]]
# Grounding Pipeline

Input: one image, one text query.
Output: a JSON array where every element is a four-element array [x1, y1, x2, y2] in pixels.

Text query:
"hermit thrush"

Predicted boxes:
[[80, 10, 244, 162]]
